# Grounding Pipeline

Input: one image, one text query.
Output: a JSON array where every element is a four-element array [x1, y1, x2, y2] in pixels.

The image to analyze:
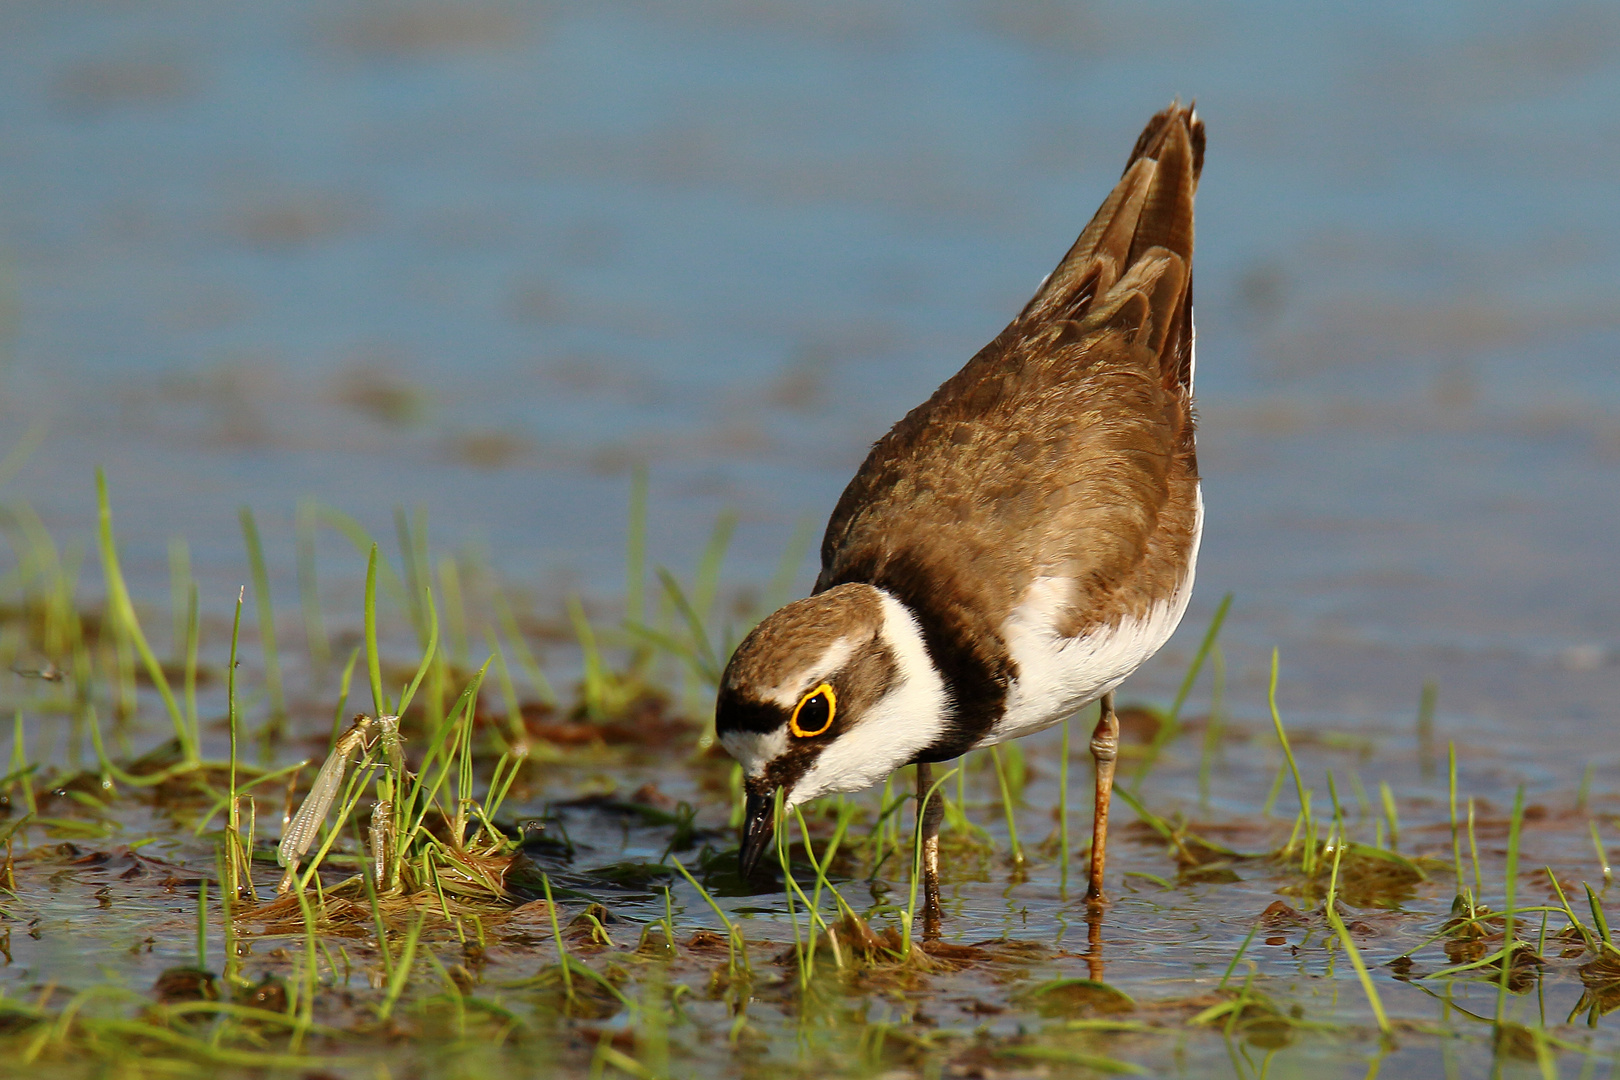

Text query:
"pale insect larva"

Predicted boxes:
[[367, 716, 404, 892], [369, 798, 393, 891], [277, 715, 374, 873], [376, 714, 405, 776]]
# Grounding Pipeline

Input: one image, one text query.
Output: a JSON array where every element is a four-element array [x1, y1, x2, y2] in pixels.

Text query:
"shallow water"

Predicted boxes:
[[3, 694, 1617, 1077], [0, 1, 1617, 1076]]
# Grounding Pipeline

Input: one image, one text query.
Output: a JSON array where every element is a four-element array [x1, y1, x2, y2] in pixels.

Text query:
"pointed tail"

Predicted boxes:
[[1018, 102, 1202, 393]]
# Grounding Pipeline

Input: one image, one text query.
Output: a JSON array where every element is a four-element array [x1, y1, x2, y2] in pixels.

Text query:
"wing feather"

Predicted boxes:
[[815, 104, 1204, 738]]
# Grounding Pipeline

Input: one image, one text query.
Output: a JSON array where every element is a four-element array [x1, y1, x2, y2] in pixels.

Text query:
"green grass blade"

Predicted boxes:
[[492, 587, 556, 705], [990, 748, 1024, 866], [1197, 645, 1226, 807], [1324, 819, 1393, 1037], [540, 874, 574, 1002], [690, 509, 738, 625], [167, 536, 192, 665], [183, 583, 200, 748], [1496, 787, 1525, 1021], [1059, 717, 1070, 894], [226, 585, 244, 881], [1267, 649, 1308, 830], [669, 855, 748, 977], [485, 629, 526, 748], [0, 420, 46, 492], [626, 464, 648, 626], [1170, 592, 1231, 723], [377, 912, 425, 1021], [364, 545, 386, 716], [329, 645, 360, 744], [903, 768, 958, 956], [566, 595, 606, 720], [395, 586, 439, 718], [239, 507, 286, 731], [195, 878, 208, 971], [395, 506, 428, 644], [1219, 922, 1259, 989], [1416, 681, 1438, 778], [1131, 593, 1231, 787], [11, 710, 36, 815], [1449, 743, 1463, 898], [654, 568, 720, 684], [437, 555, 469, 667], [764, 514, 818, 614], [295, 499, 330, 672], [1379, 781, 1400, 851], [313, 504, 408, 609], [1583, 882, 1612, 952], [96, 471, 193, 761]]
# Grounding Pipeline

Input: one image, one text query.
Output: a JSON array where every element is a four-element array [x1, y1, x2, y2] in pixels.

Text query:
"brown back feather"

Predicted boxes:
[[815, 103, 1204, 749]]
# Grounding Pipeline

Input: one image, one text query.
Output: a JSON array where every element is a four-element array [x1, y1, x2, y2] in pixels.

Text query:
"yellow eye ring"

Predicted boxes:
[[789, 683, 837, 738]]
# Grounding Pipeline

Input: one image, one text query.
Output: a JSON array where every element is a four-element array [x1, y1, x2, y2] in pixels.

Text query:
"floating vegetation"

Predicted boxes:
[[0, 473, 1614, 1078]]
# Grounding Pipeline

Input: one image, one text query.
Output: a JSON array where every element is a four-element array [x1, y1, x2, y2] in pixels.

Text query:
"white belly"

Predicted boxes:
[[976, 488, 1202, 748]]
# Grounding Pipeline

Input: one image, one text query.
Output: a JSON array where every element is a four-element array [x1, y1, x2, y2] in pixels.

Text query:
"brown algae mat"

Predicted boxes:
[[0, 480, 1616, 1079]]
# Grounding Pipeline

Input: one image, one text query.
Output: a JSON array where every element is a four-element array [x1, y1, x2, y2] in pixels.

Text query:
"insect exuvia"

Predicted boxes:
[[277, 714, 402, 893]]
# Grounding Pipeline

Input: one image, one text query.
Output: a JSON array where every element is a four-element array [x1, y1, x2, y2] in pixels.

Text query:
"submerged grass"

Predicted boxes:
[[0, 473, 1613, 1078]]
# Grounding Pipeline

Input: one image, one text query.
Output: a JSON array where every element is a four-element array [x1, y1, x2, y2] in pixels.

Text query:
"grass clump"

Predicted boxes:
[[0, 471, 1615, 1078]]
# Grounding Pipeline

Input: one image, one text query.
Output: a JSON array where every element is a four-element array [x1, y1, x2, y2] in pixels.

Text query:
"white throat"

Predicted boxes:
[[785, 590, 950, 807]]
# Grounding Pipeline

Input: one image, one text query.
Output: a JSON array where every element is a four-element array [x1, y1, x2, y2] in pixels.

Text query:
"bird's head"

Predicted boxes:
[[715, 582, 950, 875]]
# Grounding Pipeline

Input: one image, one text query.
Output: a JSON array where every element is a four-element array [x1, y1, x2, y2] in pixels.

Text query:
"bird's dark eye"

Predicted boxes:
[[789, 683, 837, 738]]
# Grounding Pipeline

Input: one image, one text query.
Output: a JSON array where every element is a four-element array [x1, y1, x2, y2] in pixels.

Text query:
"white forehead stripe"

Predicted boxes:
[[785, 591, 951, 807], [764, 635, 857, 709]]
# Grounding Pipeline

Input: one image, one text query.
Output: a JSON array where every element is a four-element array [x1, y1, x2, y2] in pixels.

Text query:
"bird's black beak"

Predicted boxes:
[[738, 790, 777, 877]]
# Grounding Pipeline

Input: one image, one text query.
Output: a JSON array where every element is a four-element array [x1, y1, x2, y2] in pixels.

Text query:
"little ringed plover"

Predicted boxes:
[[716, 102, 1204, 926]]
